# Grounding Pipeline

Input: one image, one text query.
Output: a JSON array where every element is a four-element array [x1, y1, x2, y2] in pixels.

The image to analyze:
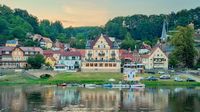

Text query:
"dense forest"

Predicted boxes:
[[0, 5, 200, 48]]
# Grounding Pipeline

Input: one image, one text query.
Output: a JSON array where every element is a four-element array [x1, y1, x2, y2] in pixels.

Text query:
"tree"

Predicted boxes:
[[170, 26, 197, 68], [27, 54, 45, 69], [120, 32, 136, 50], [195, 58, 200, 69]]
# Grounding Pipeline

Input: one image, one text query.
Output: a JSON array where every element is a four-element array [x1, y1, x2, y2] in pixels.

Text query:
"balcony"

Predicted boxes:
[[84, 59, 120, 62], [98, 52, 105, 56]]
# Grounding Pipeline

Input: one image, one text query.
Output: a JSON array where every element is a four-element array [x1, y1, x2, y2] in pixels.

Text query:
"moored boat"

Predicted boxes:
[[57, 83, 67, 87]]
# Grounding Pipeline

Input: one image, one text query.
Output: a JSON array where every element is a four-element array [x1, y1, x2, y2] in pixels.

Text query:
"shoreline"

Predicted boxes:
[[1, 72, 200, 86]]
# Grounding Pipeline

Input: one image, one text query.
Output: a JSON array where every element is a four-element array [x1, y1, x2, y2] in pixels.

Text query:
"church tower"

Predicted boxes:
[[160, 20, 168, 42]]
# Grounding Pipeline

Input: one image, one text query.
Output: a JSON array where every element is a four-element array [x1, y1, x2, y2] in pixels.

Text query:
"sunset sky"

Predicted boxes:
[[1, 0, 200, 27]]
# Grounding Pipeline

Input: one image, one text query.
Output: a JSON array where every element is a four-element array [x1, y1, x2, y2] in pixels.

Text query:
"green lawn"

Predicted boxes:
[[49, 72, 123, 84], [1, 72, 200, 86]]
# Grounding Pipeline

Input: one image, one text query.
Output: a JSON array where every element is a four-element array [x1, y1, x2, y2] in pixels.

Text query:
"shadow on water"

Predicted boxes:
[[0, 85, 200, 112]]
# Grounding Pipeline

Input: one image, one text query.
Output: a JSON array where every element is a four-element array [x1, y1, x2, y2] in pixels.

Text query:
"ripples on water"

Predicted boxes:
[[0, 85, 200, 112]]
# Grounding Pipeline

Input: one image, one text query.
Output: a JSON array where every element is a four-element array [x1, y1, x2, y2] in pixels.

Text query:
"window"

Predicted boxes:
[[94, 63, 98, 67], [105, 63, 108, 67], [90, 63, 94, 67], [113, 63, 116, 67], [72, 56, 75, 60], [99, 63, 103, 67], [86, 63, 89, 67]]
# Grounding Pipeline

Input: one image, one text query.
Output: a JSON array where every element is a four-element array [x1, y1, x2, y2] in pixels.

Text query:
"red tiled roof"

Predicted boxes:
[[121, 52, 142, 63], [20, 47, 43, 53], [1, 46, 15, 51], [43, 50, 54, 57], [119, 49, 128, 56], [61, 51, 81, 57], [76, 49, 85, 57]]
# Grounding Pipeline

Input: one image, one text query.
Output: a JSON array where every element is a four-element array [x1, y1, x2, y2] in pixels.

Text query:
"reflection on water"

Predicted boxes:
[[0, 86, 200, 112]]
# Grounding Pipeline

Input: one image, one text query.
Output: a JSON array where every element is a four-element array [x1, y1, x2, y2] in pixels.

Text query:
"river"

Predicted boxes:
[[0, 85, 200, 112]]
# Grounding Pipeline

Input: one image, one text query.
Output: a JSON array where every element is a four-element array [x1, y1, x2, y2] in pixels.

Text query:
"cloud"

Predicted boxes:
[[62, 5, 109, 27]]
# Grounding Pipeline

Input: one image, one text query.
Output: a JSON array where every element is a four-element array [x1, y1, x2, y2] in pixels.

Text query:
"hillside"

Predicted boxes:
[[0, 5, 200, 47]]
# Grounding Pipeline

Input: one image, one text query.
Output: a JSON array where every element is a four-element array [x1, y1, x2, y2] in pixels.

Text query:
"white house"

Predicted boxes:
[[141, 46, 168, 70], [54, 51, 81, 72]]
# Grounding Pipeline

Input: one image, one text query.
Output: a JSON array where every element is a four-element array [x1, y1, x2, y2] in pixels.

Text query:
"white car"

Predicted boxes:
[[160, 75, 171, 79], [158, 71, 165, 74]]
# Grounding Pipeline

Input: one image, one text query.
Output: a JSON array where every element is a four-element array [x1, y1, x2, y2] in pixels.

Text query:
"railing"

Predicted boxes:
[[84, 59, 121, 62]]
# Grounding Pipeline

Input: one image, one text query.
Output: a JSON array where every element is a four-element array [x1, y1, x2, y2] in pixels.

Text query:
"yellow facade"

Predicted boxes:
[[82, 35, 121, 72], [5, 43, 17, 47], [45, 57, 56, 67], [46, 42, 53, 49]]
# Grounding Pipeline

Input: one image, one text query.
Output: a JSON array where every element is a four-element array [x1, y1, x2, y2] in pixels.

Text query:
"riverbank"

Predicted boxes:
[[1, 72, 200, 86]]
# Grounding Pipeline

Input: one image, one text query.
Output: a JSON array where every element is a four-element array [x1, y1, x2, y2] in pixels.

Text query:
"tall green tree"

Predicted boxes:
[[27, 54, 45, 69], [170, 26, 197, 68], [120, 32, 136, 50]]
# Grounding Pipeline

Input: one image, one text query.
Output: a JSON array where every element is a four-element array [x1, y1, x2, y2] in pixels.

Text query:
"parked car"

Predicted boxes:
[[146, 71, 156, 74], [160, 75, 171, 79], [186, 78, 196, 82], [146, 76, 158, 81], [174, 77, 184, 82], [158, 71, 165, 74]]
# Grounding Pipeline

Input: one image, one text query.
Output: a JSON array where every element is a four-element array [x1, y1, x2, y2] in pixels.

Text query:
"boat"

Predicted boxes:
[[103, 83, 145, 89], [84, 84, 96, 88], [57, 83, 67, 87], [130, 83, 145, 88]]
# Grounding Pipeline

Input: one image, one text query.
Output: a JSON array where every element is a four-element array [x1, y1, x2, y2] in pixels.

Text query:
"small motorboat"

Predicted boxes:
[[103, 84, 113, 88], [57, 83, 67, 87], [130, 83, 145, 88], [84, 84, 96, 88]]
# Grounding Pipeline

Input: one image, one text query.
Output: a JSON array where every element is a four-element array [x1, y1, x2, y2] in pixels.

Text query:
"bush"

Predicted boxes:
[[40, 74, 52, 79]]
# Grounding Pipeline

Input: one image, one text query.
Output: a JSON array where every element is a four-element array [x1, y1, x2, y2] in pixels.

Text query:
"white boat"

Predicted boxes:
[[130, 83, 145, 88], [111, 83, 145, 88], [85, 84, 96, 88]]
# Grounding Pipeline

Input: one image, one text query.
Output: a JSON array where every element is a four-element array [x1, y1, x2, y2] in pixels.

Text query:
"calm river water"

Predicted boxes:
[[0, 85, 200, 112]]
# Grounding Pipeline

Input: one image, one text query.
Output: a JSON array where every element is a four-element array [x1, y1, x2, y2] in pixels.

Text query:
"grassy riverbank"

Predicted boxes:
[[1, 72, 200, 86]]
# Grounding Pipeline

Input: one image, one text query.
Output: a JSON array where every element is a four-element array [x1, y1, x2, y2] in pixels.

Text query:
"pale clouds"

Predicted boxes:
[[62, 5, 109, 27], [1, 0, 200, 27]]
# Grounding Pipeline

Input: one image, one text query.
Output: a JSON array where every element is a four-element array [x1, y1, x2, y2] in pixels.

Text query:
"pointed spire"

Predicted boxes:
[[161, 20, 167, 42]]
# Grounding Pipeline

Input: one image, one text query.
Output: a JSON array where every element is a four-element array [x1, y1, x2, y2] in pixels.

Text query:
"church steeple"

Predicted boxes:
[[161, 20, 167, 42]]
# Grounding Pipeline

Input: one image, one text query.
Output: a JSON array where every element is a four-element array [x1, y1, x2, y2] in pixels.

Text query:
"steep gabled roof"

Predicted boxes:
[[90, 34, 113, 48], [141, 45, 168, 58]]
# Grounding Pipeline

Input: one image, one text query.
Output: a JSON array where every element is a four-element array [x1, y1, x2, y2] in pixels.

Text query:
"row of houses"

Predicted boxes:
[[0, 34, 169, 73]]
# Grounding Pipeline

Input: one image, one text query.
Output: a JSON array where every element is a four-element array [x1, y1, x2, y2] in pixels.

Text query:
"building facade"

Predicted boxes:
[[5, 39, 18, 47], [82, 34, 121, 72], [141, 46, 168, 70], [39, 37, 53, 49], [54, 51, 81, 72], [0, 46, 43, 68]]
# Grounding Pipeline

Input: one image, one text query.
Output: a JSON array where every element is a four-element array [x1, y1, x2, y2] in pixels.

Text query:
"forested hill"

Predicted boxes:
[[0, 4, 200, 46], [105, 7, 200, 41]]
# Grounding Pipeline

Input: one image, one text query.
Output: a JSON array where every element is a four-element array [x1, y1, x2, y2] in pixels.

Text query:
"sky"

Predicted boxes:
[[1, 0, 200, 27]]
